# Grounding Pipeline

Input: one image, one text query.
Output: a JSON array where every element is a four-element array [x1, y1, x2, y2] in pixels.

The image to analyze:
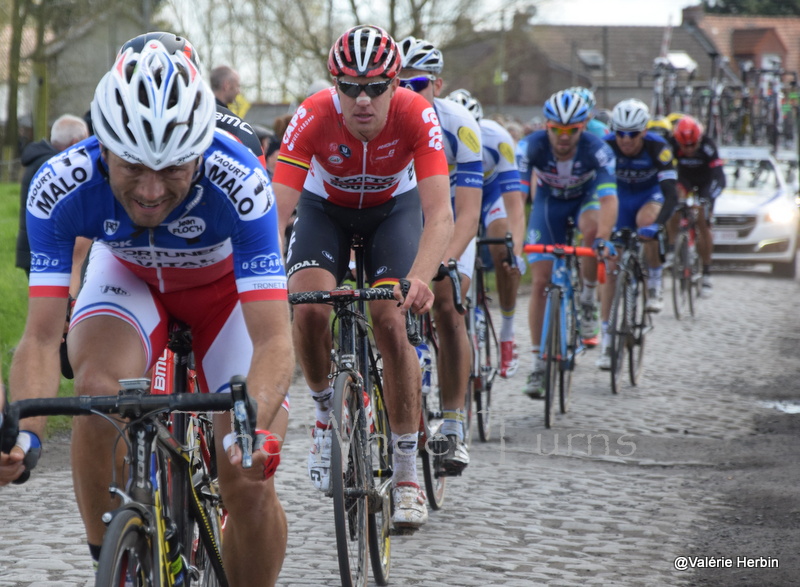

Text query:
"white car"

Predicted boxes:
[[711, 146, 799, 278]]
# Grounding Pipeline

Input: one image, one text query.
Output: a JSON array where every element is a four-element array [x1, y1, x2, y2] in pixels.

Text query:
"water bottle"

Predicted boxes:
[[415, 343, 432, 395], [165, 531, 186, 586], [474, 306, 487, 343]]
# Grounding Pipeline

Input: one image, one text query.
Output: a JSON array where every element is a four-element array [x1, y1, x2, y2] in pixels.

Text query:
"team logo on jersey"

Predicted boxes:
[[206, 151, 272, 220], [99, 285, 130, 296], [242, 253, 283, 275], [499, 142, 515, 164], [658, 147, 674, 164], [328, 155, 344, 165], [457, 126, 481, 154], [322, 250, 334, 262], [30, 252, 59, 272], [104, 219, 120, 236], [288, 259, 320, 276], [339, 145, 352, 158], [168, 216, 206, 238], [28, 146, 93, 219], [374, 265, 388, 277]]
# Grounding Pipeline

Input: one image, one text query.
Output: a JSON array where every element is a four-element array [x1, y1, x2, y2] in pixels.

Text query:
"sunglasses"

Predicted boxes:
[[615, 130, 642, 138], [547, 123, 583, 136], [398, 76, 435, 92], [337, 79, 393, 99]]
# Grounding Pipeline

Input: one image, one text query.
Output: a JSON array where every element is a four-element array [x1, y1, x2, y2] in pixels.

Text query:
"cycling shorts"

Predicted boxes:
[[525, 193, 600, 262], [286, 188, 423, 286], [616, 186, 664, 231], [481, 192, 508, 230], [71, 243, 290, 412]]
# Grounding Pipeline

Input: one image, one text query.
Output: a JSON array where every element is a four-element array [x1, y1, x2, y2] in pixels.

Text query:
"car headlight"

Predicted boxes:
[[764, 198, 799, 225]]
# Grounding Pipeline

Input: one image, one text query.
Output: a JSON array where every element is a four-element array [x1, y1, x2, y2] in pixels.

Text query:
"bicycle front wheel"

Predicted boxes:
[[418, 324, 447, 511], [368, 378, 392, 586], [628, 270, 650, 386], [609, 270, 627, 395], [330, 371, 369, 587], [95, 508, 157, 587], [560, 291, 578, 413], [671, 232, 691, 320], [474, 302, 496, 442], [543, 289, 561, 428]]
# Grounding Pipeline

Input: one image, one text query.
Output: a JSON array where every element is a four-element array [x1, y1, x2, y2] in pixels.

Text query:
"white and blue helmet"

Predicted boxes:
[[446, 88, 483, 123], [543, 90, 590, 125]]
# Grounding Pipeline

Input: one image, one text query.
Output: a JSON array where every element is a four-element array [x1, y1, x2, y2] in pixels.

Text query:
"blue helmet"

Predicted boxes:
[[543, 90, 590, 125]]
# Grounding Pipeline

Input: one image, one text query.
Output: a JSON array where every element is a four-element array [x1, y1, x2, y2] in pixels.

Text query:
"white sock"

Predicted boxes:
[[441, 409, 465, 440], [581, 280, 597, 306], [310, 386, 333, 427], [392, 432, 419, 486], [500, 307, 515, 342]]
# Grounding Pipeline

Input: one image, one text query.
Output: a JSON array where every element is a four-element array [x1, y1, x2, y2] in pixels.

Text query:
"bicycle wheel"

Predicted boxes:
[[95, 508, 156, 587], [368, 376, 392, 586], [330, 371, 369, 587], [609, 270, 627, 395], [671, 232, 691, 320], [419, 329, 447, 511], [543, 290, 561, 428], [628, 267, 650, 386], [475, 300, 496, 442], [560, 290, 578, 413]]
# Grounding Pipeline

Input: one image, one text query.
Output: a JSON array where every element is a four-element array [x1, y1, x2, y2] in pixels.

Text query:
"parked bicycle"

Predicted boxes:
[[523, 232, 598, 428], [0, 362, 256, 587], [605, 229, 655, 395], [288, 235, 418, 587]]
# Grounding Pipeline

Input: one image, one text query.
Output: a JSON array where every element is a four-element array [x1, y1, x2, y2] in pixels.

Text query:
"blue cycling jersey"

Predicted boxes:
[[26, 131, 286, 301], [603, 131, 677, 196]]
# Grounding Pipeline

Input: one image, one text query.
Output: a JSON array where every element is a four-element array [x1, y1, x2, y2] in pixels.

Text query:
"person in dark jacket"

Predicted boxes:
[[17, 114, 89, 275]]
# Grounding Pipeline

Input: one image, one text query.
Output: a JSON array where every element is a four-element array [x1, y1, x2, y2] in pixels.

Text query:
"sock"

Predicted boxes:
[[703, 265, 711, 276], [581, 280, 597, 306], [601, 321, 610, 348], [310, 386, 334, 427], [441, 409, 465, 440], [392, 432, 419, 486], [500, 307, 515, 342], [648, 267, 662, 290], [89, 542, 101, 563]]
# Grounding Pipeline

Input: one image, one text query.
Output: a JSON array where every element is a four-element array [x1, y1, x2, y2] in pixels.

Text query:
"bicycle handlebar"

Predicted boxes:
[[477, 232, 516, 270], [523, 244, 606, 283]]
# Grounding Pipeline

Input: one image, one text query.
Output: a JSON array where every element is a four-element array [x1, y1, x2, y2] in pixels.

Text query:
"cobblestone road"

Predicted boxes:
[[1, 268, 798, 586]]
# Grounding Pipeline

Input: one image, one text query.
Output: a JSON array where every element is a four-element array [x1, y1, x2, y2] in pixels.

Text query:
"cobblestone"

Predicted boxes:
[[1, 270, 798, 586]]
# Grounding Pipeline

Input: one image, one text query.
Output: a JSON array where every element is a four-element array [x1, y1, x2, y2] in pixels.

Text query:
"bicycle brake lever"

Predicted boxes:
[[446, 259, 466, 315], [230, 376, 256, 469]]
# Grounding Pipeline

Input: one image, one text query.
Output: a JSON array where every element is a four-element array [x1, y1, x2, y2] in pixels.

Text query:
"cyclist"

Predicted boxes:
[[272, 26, 453, 528], [568, 86, 609, 138], [668, 115, 725, 296], [516, 89, 618, 397], [0, 39, 292, 586], [446, 88, 525, 379], [397, 36, 482, 475], [596, 99, 678, 368]]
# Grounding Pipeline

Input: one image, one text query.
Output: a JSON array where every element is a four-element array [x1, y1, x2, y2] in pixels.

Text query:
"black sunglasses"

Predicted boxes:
[[337, 79, 393, 99], [398, 76, 435, 92]]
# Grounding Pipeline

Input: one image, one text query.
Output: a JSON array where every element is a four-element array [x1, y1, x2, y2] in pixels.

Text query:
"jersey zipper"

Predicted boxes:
[[359, 142, 367, 209]]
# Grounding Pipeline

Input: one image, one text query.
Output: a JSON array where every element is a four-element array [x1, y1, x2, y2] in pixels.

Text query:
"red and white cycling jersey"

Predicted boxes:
[[273, 86, 448, 208]]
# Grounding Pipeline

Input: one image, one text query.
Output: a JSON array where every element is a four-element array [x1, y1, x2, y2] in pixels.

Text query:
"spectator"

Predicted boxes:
[[17, 114, 89, 277], [210, 65, 241, 108]]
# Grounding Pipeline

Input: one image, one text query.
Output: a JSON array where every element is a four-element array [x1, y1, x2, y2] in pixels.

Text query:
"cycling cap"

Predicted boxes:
[[646, 115, 673, 139], [398, 36, 443, 74], [446, 88, 483, 122], [118, 32, 200, 68], [568, 86, 596, 111], [543, 90, 589, 125], [328, 25, 401, 79], [611, 98, 650, 132], [673, 115, 704, 146], [91, 40, 216, 170]]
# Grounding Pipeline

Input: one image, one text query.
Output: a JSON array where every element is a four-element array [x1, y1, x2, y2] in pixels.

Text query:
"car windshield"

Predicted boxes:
[[723, 159, 782, 194]]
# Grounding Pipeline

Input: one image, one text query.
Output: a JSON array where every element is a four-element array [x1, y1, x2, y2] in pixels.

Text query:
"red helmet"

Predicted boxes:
[[674, 116, 703, 146], [328, 25, 401, 79]]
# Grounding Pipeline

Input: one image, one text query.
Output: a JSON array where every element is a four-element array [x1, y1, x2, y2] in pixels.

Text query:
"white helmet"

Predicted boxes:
[[611, 98, 650, 132], [91, 40, 216, 170], [446, 89, 483, 122], [398, 36, 444, 74]]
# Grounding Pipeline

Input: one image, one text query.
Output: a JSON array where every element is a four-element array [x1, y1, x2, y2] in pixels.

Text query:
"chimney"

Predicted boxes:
[[682, 5, 704, 26]]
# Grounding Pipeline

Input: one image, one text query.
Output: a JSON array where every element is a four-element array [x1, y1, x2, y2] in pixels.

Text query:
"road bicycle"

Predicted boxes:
[[671, 192, 705, 320], [605, 229, 655, 395], [468, 233, 516, 442], [288, 235, 417, 587], [524, 232, 597, 428], [0, 352, 257, 587]]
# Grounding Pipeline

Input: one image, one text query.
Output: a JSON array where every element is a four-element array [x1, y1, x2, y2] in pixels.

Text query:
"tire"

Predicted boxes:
[[628, 265, 650, 386], [543, 289, 561, 428], [609, 269, 627, 395], [671, 232, 691, 320], [475, 302, 496, 442], [418, 323, 447, 511], [95, 508, 156, 587], [772, 253, 797, 279], [560, 290, 578, 414], [368, 377, 392, 586], [330, 371, 369, 587]]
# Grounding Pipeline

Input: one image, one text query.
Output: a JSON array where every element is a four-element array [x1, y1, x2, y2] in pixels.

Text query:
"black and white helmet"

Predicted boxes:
[[611, 98, 650, 132], [91, 40, 216, 170], [398, 36, 444, 74], [446, 89, 483, 122]]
